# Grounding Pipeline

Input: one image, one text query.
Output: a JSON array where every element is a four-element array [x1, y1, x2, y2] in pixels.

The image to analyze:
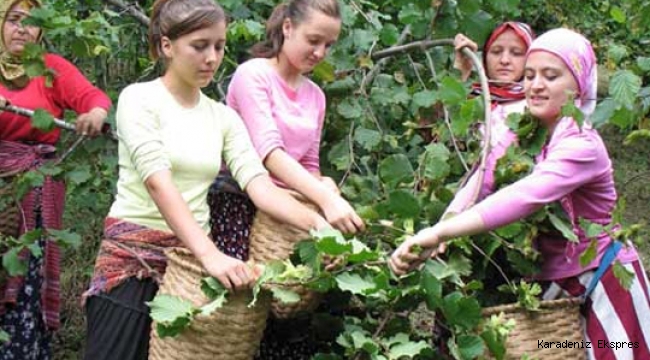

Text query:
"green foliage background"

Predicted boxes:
[[18, 0, 649, 358]]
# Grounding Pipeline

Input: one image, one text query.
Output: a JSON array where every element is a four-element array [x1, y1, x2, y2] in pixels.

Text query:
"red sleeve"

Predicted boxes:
[[45, 54, 112, 114]]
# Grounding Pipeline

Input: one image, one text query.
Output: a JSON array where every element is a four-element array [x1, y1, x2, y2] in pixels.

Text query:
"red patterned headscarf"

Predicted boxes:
[[471, 21, 535, 103]]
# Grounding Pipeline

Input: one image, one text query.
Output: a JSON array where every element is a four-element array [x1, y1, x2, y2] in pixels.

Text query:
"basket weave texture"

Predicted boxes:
[[482, 298, 587, 360], [0, 179, 20, 239], [248, 190, 321, 319], [149, 248, 270, 360]]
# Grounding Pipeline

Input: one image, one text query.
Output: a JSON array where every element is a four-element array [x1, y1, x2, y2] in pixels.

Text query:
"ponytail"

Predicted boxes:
[[249, 3, 288, 58]]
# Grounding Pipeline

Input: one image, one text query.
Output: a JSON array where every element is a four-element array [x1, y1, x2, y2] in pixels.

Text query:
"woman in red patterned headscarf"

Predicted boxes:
[[444, 22, 535, 217]]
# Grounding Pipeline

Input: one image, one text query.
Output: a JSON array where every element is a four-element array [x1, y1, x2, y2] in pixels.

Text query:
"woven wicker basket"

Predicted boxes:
[[149, 248, 270, 360], [482, 298, 587, 360], [0, 179, 20, 239], [248, 190, 322, 319]]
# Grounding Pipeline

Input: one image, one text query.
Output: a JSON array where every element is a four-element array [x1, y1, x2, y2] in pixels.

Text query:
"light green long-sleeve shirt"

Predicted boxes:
[[109, 79, 267, 232]]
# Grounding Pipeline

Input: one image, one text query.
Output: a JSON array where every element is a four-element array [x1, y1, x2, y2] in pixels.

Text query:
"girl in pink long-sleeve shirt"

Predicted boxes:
[[391, 28, 650, 359], [218, 1, 365, 359]]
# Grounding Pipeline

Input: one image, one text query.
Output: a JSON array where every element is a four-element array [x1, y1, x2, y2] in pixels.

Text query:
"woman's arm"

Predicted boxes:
[[245, 175, 330, 232], [265, 149, 364, 234], [453, 33, 479, 81], [145, 171, 256, 291], [47, 54, 112, 136], [389, 209, 485, 275], [390, 129, 605, 275]]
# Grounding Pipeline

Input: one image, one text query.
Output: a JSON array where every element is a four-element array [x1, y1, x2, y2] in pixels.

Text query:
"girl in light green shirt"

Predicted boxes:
[[84, 1, 329, 358]]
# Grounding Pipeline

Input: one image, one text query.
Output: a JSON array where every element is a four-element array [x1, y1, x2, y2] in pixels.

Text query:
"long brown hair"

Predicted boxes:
[[148, 0, 226, 62], [250, 0, 340, 58]]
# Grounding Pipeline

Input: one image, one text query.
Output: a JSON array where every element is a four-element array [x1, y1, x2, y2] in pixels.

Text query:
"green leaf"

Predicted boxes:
[[590, 99, 618, 128], [147, 294, 196, 324], [387, 189, 420, 218], [610, 6, 626, 23], [200, 277, 228, 300], [66, 166, 93, 185], [458, 0, 481, 14], [351, 330, 379, 355], [578, 218, 607, 238], [547, 212, 578, 242], [337, 99, 363, 119], [327, 139, 351, 171], [457, 335, 485, 359], [612, 261, 634, 290], [347, 239, 379, 263], [3, 247, 28, 276], [379, 23, 399, 45], [378, 154, 414, 187], [316, 234, 352, 256], [463, 11, 495, 49], [397, 3, 420, 26], [579, 239, 598, 267], [0, 329, 9, 344], [561, 102, 584, 129], [419, 143, 450, 181], [488, 0, 521, 13], [335, 273, 375, 295], [351, 29, 378, 50], [296, 240, 319, 267], [441, 293, 482, 330], [27, 242, 42, 257], [495, 222, 524, 238], [270, 287, 300, 304], [251, 260, 284, 306], [312, 61, 336, 82], [439, 76, 468, 106], [637, 57, 650, 72], [198, 293, 227, 316], [607, 44, 628, 63], [609, 70, 642, 109], [355, 128, 382, 151], [624, 129, 650, 145], [47, 229, 81, 248], [421, 270, 442, 310], [609, 106, 637, 129], [387, 334, 429, 359], [423, 253, 471, 285], [412, 90, 438, 109], [31, 109, 55, 132], [147, 294, 198, 337]]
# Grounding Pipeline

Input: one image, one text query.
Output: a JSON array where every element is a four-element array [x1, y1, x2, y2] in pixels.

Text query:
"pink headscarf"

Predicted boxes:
[[527, 28, 597, 116]]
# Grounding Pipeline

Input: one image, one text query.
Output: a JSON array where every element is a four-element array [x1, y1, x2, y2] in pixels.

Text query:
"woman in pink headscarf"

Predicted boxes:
[[391, 28, 650, 359]]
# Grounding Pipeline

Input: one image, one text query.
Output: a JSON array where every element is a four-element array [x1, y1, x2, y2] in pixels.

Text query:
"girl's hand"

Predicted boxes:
[[453, 33, 479, 81], [320, 196, 365, 234], [200, 251, 259, 292], [389, 230, 439, 275], [75, 107, 107, 137]]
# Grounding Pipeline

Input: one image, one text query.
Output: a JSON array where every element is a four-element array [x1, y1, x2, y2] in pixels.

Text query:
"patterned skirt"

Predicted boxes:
[[0, 214, 50, 360]]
